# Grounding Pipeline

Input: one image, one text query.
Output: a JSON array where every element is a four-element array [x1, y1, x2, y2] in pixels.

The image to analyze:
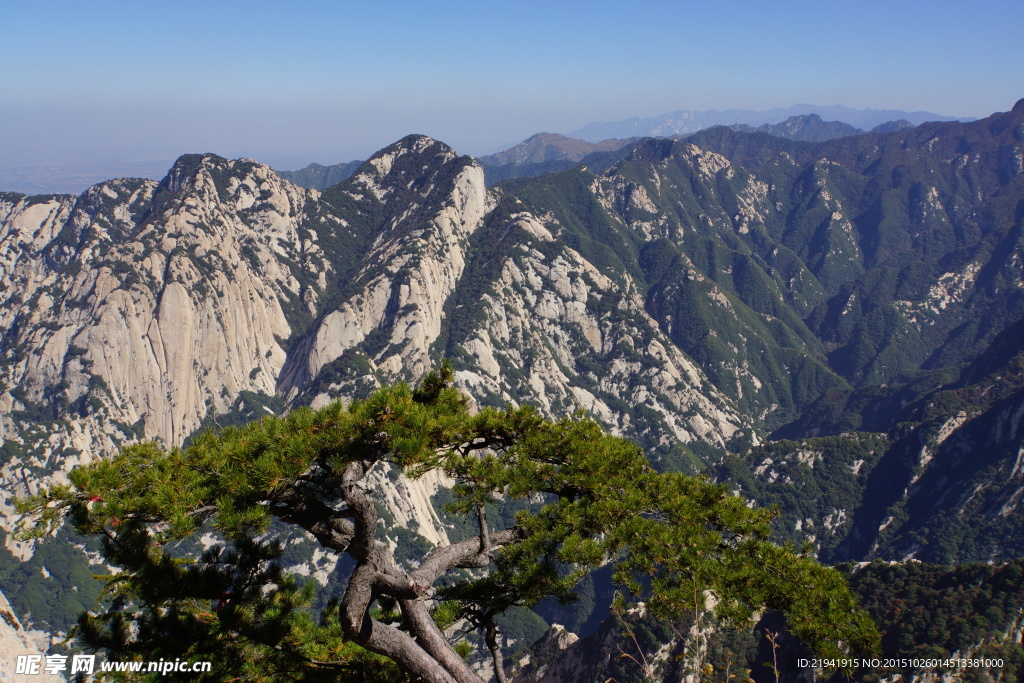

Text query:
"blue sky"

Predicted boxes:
[[2, 0, 1022, 184]]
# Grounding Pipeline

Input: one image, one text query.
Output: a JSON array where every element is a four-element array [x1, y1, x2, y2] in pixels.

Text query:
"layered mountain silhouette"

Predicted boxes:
[[1, 101, 1022, 662]]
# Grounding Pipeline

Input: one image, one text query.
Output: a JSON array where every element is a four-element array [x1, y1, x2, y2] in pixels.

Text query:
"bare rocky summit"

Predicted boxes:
[[2, 100, 1024, 676]]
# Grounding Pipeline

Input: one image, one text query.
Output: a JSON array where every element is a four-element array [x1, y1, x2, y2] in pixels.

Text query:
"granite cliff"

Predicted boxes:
[[2, 100, 1024, 679]]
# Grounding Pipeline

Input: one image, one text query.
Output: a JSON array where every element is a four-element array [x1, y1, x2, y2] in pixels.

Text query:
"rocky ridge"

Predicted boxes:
[[0, 589, 60, 682], [2, 101, 1024, 677], [0, 135, 747, 628], [568, 104, 968, 141], [0, 156, 338, 543], [476, 133, 637, 167]]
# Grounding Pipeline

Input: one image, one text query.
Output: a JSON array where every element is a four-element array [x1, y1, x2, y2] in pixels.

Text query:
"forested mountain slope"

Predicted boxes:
[[1, 100, 1022, 674]]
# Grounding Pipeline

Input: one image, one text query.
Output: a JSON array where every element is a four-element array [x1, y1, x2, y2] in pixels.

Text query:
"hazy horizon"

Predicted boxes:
[[2, 0, 1021, 193]]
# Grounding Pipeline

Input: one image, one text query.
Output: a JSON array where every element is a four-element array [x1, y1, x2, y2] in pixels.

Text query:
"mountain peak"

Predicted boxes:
[[164, 152, 223, 188], [342, 135, 477, 206], [362, 135, 458, 169], [625, 137, 676, 163], [167, 152, 229, 170], [523, 132, 574, 143], [477, 133, 636, 167], [569, 104, 968, 141], [870, 119, 914, 134], [387, 134, 452, 154], [159, 152, 268, 197]]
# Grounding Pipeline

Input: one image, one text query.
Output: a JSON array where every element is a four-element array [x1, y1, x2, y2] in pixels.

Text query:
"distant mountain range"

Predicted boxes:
[[3, 98, 1022, 680], [568, 103, 969, 141], [475, 133, 638, 166], [275, 159, 364, 190], [1, 105, 971, 196], [729, 113, 914, 141], [279, 113, 924, 190]]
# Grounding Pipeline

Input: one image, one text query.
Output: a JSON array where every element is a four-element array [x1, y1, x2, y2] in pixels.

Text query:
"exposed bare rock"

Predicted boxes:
[[281, 137, 490, 390], [0, 590, 62, 682], [4, 106, 1022, 669], [0, 158, 333, 538], [445, 210, 745, 450]]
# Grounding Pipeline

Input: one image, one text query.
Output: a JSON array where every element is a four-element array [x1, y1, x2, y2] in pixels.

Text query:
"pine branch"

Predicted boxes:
[[410, 528, 523, 586]]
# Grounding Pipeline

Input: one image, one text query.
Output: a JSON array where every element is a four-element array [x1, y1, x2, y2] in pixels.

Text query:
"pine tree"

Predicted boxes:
[[19, 364, 878, 682]]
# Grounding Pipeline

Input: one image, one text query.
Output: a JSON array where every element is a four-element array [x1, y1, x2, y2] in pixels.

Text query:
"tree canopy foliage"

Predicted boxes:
[[20, 365, 878, 682]]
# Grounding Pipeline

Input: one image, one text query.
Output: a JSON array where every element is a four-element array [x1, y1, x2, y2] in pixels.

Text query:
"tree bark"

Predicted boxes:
[[485, 620, 508, 683], [336, 460, 486, 683], [403, 600, 486, 683], [477, 503, 491, 555], [411, 528, 522, 586], [270, 491, 355, 552]]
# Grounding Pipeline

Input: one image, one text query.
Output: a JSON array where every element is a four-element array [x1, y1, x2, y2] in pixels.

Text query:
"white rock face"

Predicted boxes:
[[0, 160, 327, 538], [895, 262, 982, 328], [0, 137, 752, 642], [0, 140, 751, 550], [366, 466, 454, 548], [449, 214, 744, 448], [0, 590, 62, 682], [281, 141, 490, 390]]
